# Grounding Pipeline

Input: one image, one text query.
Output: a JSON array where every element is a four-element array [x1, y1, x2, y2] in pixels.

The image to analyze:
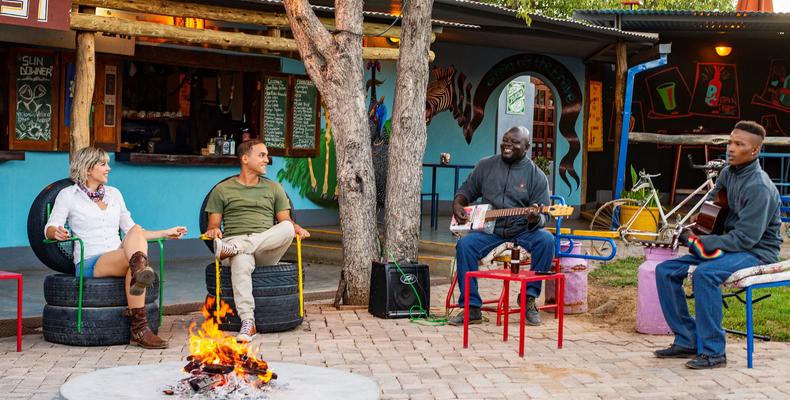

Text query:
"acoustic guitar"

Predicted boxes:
[[449, 204, 574, 235], [692, 188, 729, 236]]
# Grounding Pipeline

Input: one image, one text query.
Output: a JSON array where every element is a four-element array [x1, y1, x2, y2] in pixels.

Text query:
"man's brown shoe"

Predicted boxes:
[[128, 251, 154, 296], [124, 307, 168, 349]]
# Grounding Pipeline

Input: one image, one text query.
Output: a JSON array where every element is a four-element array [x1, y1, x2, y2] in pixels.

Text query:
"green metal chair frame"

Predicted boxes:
[[44, 203, 166, 334]]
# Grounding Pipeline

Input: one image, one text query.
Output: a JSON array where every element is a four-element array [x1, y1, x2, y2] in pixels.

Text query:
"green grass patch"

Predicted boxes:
[[590, 256, 643, 287], [689, 286, 790, 342], [591, 256, 789, 341]]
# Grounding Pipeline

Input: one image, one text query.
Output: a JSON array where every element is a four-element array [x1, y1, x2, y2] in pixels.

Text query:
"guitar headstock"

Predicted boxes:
[[543, 204, 574, 217]]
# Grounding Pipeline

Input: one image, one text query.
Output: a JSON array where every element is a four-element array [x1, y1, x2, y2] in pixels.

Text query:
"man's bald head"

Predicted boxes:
[[500, 126, 531, 163]]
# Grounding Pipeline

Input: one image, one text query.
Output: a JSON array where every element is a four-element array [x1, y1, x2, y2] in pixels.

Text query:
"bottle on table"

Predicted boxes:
[[222, 135, 230, 155], [510, 243, 520, 274], [214, 130, 224, 156]]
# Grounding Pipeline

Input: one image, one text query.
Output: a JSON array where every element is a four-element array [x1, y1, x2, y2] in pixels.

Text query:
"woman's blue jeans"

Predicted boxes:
[[455, 229, 555, 308], [655, 251, 761, 357]]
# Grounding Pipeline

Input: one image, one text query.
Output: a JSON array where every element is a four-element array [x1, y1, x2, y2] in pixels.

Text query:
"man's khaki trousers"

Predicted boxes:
[[224, 221, 295, 321]]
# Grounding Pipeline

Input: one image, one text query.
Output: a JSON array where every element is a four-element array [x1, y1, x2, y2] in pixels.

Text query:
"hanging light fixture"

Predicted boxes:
[[714, 45, 732, 56]]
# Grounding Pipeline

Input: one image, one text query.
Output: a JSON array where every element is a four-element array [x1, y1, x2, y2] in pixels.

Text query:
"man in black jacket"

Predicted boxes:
[[448, 126, 554, 327], [654, 120, 782, 369]]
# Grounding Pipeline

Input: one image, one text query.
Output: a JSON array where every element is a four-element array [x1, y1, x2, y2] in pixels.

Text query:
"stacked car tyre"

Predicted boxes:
[[204, 262, 303, 333], [28, 179, 160, 346]]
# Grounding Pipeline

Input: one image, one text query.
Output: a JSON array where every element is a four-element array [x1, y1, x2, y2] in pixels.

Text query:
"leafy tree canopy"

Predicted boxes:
[[483, 0, 735, 20]]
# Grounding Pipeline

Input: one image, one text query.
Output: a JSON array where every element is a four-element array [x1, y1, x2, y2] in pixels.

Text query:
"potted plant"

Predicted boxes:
[[619, 165, 660, 238]]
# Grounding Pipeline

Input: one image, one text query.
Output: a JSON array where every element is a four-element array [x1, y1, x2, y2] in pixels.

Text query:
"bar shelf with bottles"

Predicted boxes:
[[116, 58, 258, 166]]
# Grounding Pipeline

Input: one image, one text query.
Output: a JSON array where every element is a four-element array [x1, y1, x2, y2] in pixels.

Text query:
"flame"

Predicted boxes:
[[186, 296, 273, 386]]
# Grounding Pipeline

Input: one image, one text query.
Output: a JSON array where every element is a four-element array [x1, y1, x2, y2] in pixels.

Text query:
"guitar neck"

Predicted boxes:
[[484, 206, 546, 220]]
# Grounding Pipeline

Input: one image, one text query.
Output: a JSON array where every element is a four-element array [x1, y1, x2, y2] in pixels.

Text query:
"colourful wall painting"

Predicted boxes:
[[644, 66, 692, 119], [464, 53, 583, 196], [751, 59, 790, 114], [587, 80, 603, 152], [607, 100, 645, 142], [689, 62, 740, 118]]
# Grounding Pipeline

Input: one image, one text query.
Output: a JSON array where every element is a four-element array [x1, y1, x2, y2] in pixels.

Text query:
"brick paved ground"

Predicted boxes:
[[2, 280, 789, 400]]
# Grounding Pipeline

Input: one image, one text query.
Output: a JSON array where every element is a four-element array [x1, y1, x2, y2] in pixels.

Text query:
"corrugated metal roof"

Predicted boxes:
[[575, 9, 790, 16], [573, 9, 790, 32], [436, 0, 658, 41]]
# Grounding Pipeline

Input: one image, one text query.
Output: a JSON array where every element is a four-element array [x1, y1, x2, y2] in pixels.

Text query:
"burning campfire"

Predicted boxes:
[[164, 297, 277, 397]]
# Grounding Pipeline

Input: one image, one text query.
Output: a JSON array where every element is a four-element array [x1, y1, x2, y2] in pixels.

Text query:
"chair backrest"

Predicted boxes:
[[780, 196, 790, 224], [27, 178, 79, 274]]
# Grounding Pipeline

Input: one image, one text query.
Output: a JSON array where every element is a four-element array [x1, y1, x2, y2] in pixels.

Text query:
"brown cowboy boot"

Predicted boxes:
[[129, 251, 154, 296], [123, 307, 168, 349]]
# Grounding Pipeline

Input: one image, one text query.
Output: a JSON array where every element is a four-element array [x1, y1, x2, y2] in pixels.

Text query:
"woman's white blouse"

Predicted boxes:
[[44, 184, 136, 265]]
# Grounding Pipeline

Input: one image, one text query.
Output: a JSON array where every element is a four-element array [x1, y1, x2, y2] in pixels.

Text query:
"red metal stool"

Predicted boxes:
[[0, 271, 23, 352], [446, 256, 561, 325]]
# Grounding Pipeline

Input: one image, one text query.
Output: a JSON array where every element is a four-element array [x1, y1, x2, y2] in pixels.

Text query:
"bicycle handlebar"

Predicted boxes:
[[687, 155, 727, 172]]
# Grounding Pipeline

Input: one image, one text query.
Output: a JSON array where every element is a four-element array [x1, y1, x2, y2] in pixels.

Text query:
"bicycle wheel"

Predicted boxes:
[[588, 199, 658, 255]]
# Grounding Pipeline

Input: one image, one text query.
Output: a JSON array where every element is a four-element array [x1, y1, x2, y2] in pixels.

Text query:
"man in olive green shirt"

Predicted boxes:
[[204, 140, 310, 342]]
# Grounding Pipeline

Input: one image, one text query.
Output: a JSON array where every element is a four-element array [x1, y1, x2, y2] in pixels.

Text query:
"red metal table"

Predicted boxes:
[[0, 271, 22, 352], [463, 269, 564, 357]]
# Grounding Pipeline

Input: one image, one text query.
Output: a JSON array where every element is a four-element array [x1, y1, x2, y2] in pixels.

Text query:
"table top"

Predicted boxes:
[[0, 271, 23, 279], [467, 268, 563, 282]]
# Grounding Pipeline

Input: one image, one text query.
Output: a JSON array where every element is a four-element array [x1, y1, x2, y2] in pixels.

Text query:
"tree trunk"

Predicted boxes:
[[284, 0, 379, 305], [383, 0, 434, 262], [70, 31, 96, 160]]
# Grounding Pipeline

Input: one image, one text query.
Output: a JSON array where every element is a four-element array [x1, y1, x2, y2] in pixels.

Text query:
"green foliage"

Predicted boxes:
[[482, 0, 734, 20], [590, 256, 642, 287], [276, 128, 339, 208], [532, 155, 551, 176], [622, 165, 660, 208]]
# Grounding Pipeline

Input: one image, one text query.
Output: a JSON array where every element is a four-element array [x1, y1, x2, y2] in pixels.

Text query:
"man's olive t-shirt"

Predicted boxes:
[[205, 177, 290, 237]]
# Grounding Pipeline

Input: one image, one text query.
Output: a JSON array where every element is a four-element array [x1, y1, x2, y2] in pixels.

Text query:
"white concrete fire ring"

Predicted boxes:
[[59, 361, 380, 400]]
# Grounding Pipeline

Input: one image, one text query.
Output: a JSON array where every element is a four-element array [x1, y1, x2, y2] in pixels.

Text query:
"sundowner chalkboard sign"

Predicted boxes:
[[15, 53, 55, 141]]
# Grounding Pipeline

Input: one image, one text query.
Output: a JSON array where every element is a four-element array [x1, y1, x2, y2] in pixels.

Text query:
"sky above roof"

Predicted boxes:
[[774, 0, 790, 12]]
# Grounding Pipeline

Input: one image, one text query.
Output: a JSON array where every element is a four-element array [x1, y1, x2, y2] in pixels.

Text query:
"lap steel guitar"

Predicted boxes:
[[450, 204, 574, 235]]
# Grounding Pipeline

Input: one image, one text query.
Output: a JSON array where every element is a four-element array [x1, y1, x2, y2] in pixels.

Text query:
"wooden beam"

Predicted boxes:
[[75, 0, 429, 41], [71, 30, 96, 159], [610, 40, 627, 195], [70, 14, 434, 61], [629, 132, 790, 146], [132, 45, 279, 72]]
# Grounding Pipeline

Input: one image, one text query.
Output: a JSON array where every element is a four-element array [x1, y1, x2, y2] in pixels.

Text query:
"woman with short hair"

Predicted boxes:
[[45, 147, 186, 349]]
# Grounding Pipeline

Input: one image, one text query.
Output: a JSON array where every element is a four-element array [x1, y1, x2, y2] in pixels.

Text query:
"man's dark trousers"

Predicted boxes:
[[455, 229, 555, 308], [655, 252, 761, 357]]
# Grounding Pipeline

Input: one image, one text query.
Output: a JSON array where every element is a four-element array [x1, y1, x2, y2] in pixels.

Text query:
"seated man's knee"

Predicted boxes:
[[691, 264, 719, 285]]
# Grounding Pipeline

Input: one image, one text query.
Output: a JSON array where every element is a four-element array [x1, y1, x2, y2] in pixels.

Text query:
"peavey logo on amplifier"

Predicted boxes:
[[399, 273, 418, 285]]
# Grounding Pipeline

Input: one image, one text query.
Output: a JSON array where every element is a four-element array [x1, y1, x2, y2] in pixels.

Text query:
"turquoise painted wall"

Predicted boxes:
[[0, 152, 319, 248], [423, 42, 586, 205]]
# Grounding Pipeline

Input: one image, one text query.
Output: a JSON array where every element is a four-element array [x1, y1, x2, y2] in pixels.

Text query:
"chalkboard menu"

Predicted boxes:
[[262, 76, 288, 149], [292, 79, 319, 150], [15, 53, 55, 141], [260, 74, 321, 157]]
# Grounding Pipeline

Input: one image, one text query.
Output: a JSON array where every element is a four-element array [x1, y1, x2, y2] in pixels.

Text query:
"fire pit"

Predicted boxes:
[[60, 298, 379, 399], [59, 361, 380, 400]]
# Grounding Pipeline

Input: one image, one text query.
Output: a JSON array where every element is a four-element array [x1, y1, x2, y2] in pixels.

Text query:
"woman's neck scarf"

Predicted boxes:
[[78, 183, 105, 202]]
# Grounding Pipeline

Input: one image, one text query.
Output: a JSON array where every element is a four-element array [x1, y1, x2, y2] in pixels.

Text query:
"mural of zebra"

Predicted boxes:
[[425, 66, 472, 127]]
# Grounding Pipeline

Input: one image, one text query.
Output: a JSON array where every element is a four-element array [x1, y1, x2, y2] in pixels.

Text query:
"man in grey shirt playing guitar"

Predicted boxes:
[[448, 126, 555, 326]]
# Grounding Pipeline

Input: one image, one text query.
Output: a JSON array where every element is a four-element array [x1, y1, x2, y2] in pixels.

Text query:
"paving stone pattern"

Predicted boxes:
[[1, 280, 789, 400]]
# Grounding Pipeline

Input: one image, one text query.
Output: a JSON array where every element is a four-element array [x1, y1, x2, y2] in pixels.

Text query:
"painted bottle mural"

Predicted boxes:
[[705, 65, 723, 107]]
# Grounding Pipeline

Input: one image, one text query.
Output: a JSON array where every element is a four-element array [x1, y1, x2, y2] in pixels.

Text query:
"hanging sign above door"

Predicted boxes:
[[0, 0, 70, 31]]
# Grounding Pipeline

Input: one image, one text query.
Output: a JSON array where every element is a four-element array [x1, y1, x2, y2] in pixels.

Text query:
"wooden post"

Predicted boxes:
[[70, 30, 96, 160], [610, 40, 627, 196]]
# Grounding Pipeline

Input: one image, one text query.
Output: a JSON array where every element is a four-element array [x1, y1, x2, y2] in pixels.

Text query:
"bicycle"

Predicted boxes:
[[589, 157, 727, 253]]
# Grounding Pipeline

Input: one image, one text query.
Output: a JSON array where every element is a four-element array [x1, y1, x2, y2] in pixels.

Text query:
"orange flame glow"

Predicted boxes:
[[187, 297, 274, 385]]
